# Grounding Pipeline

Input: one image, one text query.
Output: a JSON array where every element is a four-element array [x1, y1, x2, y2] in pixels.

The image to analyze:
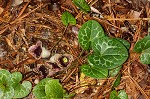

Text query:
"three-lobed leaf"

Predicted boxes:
[[81, 64, 108, 78], [72, 0, 90, 13], [78, 20, 105, 50], [61, 11, 76, 26], [88, 37, 128, 69]]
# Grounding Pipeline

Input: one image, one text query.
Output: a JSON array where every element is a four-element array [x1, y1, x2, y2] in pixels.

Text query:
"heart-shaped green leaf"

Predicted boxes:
[[134, 36, 150, 53], [140, 47, 150, 64], [81, 64, 108, 78], [78, 20, 105, 50], [61, 11, 76, 26], [109, 66, 122, 77], [13, 81, 32, 98], [72, 0, 90, 13], [115, 38, 130, 49], [0, 69, 11, 84], [33, 78, 52, 99], [88, 37, 128, 69], [45, 79, 63, 98]]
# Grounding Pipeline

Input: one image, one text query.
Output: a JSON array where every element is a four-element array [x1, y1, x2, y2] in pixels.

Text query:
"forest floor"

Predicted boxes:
[[0, 0, 150, 99]]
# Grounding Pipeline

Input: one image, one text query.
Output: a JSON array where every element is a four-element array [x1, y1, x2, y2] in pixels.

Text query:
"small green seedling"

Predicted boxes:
[[134, 36, 150, 64], [61, 11, 76, 26], [78, 20, 129, 78], [72, 0, 90, 13], [110, 90, 128, 99], [0, 69, 32, 99], [33, 78, 74, 99]]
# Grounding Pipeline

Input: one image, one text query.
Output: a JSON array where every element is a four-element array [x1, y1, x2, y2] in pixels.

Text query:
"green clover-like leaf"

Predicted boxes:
[[45, 79, 63, 98], [81, 64, 108, 78], [78, 20, 105, 50], [72, 0, 90, 13], [61, 11, 76, 26], [134, 36, 150, 53], [88, 37, 128, 69]]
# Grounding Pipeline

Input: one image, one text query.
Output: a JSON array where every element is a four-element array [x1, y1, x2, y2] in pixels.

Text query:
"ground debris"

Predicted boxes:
[[0, 0, 150, 99]]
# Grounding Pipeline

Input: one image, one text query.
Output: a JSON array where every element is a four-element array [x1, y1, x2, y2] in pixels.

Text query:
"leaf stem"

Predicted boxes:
[[49, 25, 68, 56]]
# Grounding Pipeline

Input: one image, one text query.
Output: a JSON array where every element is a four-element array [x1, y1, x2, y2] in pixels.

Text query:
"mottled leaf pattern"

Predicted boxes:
[[8, 72, 22, 88], [81, 64, 108, 78], [78, 20, 105, 50], [13, 81, 32, 98], [1, 86, 14, 99], [0, 69, 11, 84], [88, 37, 128, 69]]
